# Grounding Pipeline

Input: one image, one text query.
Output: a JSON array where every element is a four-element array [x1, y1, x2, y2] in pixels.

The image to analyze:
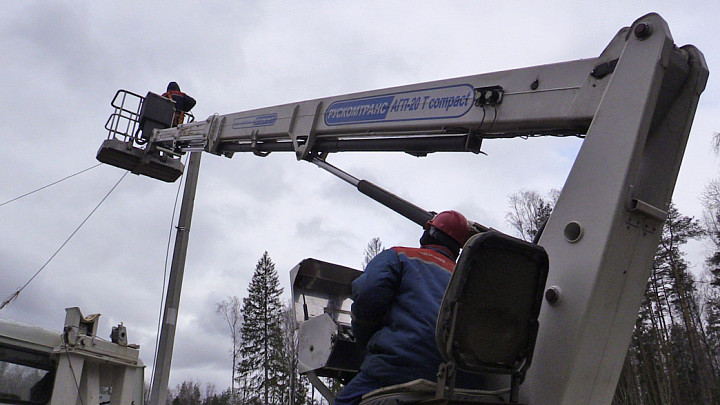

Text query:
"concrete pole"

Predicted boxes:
[[149, 151, 202, 404]]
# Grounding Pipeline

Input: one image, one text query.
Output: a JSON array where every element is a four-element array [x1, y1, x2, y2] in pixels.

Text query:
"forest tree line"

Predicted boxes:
[[507, 188, 720, 404]]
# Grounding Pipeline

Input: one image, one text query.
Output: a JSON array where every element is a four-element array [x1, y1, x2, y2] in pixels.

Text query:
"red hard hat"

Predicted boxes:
[[425, 210, 470, 246]]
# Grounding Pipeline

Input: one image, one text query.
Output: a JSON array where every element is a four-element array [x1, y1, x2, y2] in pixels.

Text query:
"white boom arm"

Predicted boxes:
[[97, 13, 707, 405], [151, 56, 598, 160]]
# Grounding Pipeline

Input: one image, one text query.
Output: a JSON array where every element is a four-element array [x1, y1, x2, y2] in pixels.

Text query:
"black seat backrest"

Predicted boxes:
[[436, 230, 549, 377]]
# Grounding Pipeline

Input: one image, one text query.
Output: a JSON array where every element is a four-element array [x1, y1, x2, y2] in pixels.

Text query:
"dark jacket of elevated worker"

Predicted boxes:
[[334, 210, 474, 405], [162, 82, 196, 127]]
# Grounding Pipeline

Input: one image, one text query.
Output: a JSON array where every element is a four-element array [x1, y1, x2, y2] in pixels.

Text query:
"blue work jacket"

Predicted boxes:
[[351, 245, 455, 385]]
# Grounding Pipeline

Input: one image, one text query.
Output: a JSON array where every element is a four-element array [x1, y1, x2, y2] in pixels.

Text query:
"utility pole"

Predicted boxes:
[[149, 151, 202, 404]]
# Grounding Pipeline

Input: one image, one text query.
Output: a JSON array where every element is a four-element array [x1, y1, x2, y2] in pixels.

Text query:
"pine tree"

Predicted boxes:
[[203, 388, 233, 405], [503, 191, 719, 403], [704, 210, 720, 287], [238, 252, 288, 404], [701, 184, 720, 401], [705, 294, 720, 388], [172, 380, 201, 405], [613, 204, 719, 404]]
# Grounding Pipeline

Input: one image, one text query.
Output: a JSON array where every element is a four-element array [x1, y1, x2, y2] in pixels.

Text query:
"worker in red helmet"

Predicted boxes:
[[335, 211, 478, 405], [162, 82, 196, 127]]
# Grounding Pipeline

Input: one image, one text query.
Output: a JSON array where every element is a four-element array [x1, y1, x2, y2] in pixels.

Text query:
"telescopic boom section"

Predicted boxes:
[[100, 19, 627, 177], [148, 49, 613, 162]]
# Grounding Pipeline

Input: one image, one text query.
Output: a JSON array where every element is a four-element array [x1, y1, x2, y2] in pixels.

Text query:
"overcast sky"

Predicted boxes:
[[2, 1, 719, 394]]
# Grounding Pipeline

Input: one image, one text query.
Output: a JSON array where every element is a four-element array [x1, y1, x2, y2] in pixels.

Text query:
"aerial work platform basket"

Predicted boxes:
[[97, 89, 194, 182]]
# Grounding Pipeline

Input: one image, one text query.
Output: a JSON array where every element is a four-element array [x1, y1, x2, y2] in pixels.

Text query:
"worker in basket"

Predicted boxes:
[[162, 81, 196, 127], [334, 210, 481, 405]]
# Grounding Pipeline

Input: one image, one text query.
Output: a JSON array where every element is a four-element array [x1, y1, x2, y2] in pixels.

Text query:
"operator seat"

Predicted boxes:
[[359, 230, 549, 404]]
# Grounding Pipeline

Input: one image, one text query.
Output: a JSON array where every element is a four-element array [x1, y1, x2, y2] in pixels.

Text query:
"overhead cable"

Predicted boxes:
[[0, 171, 128, 311], [0, 163, 103, 208]]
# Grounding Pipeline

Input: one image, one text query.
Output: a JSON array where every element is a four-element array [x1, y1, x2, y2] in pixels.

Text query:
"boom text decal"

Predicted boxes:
[[232, 113, 278, 129], [325, 84, 475, 126]]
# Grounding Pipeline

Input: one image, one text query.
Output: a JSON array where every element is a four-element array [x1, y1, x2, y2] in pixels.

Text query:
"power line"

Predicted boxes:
[[0, 163, 103, 208], [0, 171, 128, 311]]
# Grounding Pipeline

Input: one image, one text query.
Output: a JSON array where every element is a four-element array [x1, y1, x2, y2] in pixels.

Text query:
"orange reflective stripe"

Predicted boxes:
[[392, 246, 455, 273], [163, 90, 184, 99]]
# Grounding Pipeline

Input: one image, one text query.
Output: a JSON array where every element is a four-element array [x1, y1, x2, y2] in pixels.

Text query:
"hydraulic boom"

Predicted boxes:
[[96, 13, 707, 405]]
